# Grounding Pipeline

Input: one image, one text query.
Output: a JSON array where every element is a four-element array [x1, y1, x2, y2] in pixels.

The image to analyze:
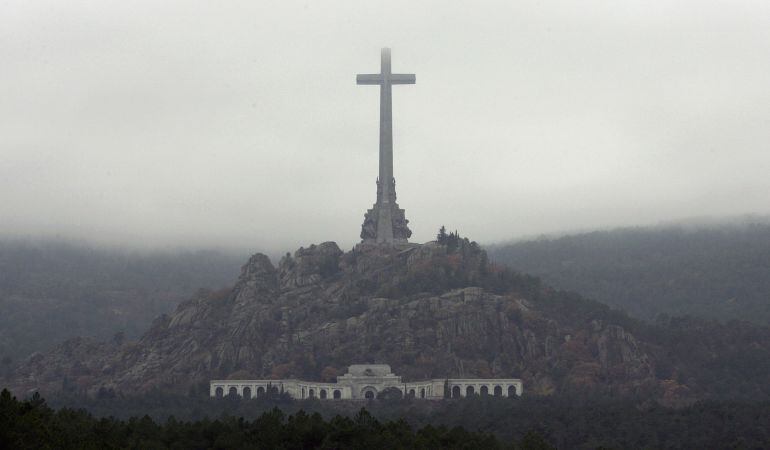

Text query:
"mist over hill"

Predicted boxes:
[[0, 239, 246, 369], [488, 221, 770, 325], [3, 232, 770, 447], [4, 234, 770, 406]]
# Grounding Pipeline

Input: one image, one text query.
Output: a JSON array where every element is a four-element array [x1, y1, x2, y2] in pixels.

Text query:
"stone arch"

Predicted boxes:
[[301, 388, 306, 398], [320, 389, 327, 399], [242, 386, 252, 399], [333, 389, 341, 399], [270, 386, 279, 395], [228, 387, 237, 397], [309, 389, 315, 398], [508, 385, 517, 397], [215, 387, 224, 397], [361, 386, 377, 399], [408, 389, 416, 397], [420, 388, 426, 399], [494, 385, 502, 396], [451, 386, 461, 398], [378, 387, 403, 400], [257, 386, 265, 397], [480, 385, 489, 396], [466, 386, 475, 396]]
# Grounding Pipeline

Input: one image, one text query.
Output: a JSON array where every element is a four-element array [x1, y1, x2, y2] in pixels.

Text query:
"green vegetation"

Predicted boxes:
[[0, 389, 542, 449], [520, 286, 770, 402], [15, 389, 770, 449], [375, 228, 540, 299], [0, 239, 244, 367], [418, 228, 770, 402], [489, 223, 770, 325], [4, 228, 770, 447]]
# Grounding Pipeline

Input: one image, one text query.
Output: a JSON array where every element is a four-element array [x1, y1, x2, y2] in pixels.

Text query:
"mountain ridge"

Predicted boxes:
[[5, 236, 770, 405], [488, 222, 770, 324]]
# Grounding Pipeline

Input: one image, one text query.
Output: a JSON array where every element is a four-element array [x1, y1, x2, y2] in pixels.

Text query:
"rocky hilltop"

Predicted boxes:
[[10, 236, 768, 403]]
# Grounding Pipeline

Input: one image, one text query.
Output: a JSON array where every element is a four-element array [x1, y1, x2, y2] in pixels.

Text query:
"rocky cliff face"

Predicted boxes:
[[6, 240, 676, 399]]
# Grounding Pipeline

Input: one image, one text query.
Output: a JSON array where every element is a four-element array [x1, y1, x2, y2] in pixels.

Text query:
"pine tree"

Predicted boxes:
[[437, 226, 448, 243]]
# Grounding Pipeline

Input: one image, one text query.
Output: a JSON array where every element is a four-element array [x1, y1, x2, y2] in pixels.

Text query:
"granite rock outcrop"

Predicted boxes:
[[5, 240, 678, 399]]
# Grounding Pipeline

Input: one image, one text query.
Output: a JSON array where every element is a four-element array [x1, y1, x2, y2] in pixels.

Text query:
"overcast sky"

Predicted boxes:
[[2, 0, 770, 253]]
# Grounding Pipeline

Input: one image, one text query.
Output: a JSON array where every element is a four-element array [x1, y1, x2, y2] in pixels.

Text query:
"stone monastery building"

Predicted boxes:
[[210, 364, 523, 400]]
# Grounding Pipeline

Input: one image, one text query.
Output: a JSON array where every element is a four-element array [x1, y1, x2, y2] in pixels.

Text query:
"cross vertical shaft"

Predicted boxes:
[[379, 49, 393, 204], [357, 48, 415, 244]]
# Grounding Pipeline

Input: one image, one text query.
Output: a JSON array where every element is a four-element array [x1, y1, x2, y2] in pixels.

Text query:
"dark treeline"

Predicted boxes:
[[489, 222, 770, 325], [0, 389, 555, 450], [0, 239, 244, 368], [29, 389, 770, 449]]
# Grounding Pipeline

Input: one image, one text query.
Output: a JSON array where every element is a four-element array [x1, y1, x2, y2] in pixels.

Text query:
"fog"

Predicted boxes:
[[2, 0, 770, 253]]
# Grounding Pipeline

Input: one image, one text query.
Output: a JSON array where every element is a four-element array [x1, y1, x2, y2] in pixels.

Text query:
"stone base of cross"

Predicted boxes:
[[360, 201, 412, 243]]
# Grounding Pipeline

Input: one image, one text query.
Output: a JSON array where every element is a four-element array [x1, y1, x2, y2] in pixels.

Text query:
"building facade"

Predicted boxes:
[[210, 364, 523, 400]]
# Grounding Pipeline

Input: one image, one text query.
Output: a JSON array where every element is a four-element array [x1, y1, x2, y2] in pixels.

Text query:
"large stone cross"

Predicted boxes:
[[357, 48, 415, 244], [357, 48, 415, 205]]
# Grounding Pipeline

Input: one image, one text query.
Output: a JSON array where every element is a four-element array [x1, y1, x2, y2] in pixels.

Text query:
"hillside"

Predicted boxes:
[[5, 236, 770, 403], [488, 223, 770, 325], [0, 240, 244, 370]]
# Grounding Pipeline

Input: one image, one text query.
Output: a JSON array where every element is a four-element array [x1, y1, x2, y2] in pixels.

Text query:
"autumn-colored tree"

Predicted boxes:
[[227, 369, 253, 380], [320, 366, 339, 382], [270, 363, 294, 379], [446, 253, 462, 271], [471, 359, 493, 378]]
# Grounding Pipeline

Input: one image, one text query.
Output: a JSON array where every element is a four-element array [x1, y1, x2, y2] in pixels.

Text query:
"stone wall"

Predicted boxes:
[[210, 376, 523, 400]]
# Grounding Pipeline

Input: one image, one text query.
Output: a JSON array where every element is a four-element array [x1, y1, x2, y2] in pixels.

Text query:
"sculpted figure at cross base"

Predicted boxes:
[[357, 48, 414, 244], [360, 206, 411, 241], [361, 212, 377, 240]]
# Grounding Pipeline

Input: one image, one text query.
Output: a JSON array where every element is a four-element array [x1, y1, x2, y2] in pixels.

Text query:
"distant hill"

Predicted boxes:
[[0, 239, 245, 369], [6, 237, 770, 404], [488, 223, 770, 325]]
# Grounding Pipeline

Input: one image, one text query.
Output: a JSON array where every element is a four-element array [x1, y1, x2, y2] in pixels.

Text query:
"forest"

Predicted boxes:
[[3, 228, 770, 447], [0, 239, 243, 368], [1, 389, 555, 450], [489, 222, 770, 325], [16, 389, 769, 449]]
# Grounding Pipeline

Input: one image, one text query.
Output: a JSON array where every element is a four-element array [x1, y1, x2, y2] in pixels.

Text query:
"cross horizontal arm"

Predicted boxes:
[[356, 74, 382, 85], [390, 74, 416, 84], [357, 74, 416, 85]]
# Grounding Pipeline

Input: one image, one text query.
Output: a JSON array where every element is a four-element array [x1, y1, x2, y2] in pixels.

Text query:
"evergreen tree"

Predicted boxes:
[[437, 225, 448, 244]]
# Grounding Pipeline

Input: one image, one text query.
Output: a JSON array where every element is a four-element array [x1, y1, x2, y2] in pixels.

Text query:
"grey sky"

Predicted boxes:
[[2, 0, 770, 253]]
